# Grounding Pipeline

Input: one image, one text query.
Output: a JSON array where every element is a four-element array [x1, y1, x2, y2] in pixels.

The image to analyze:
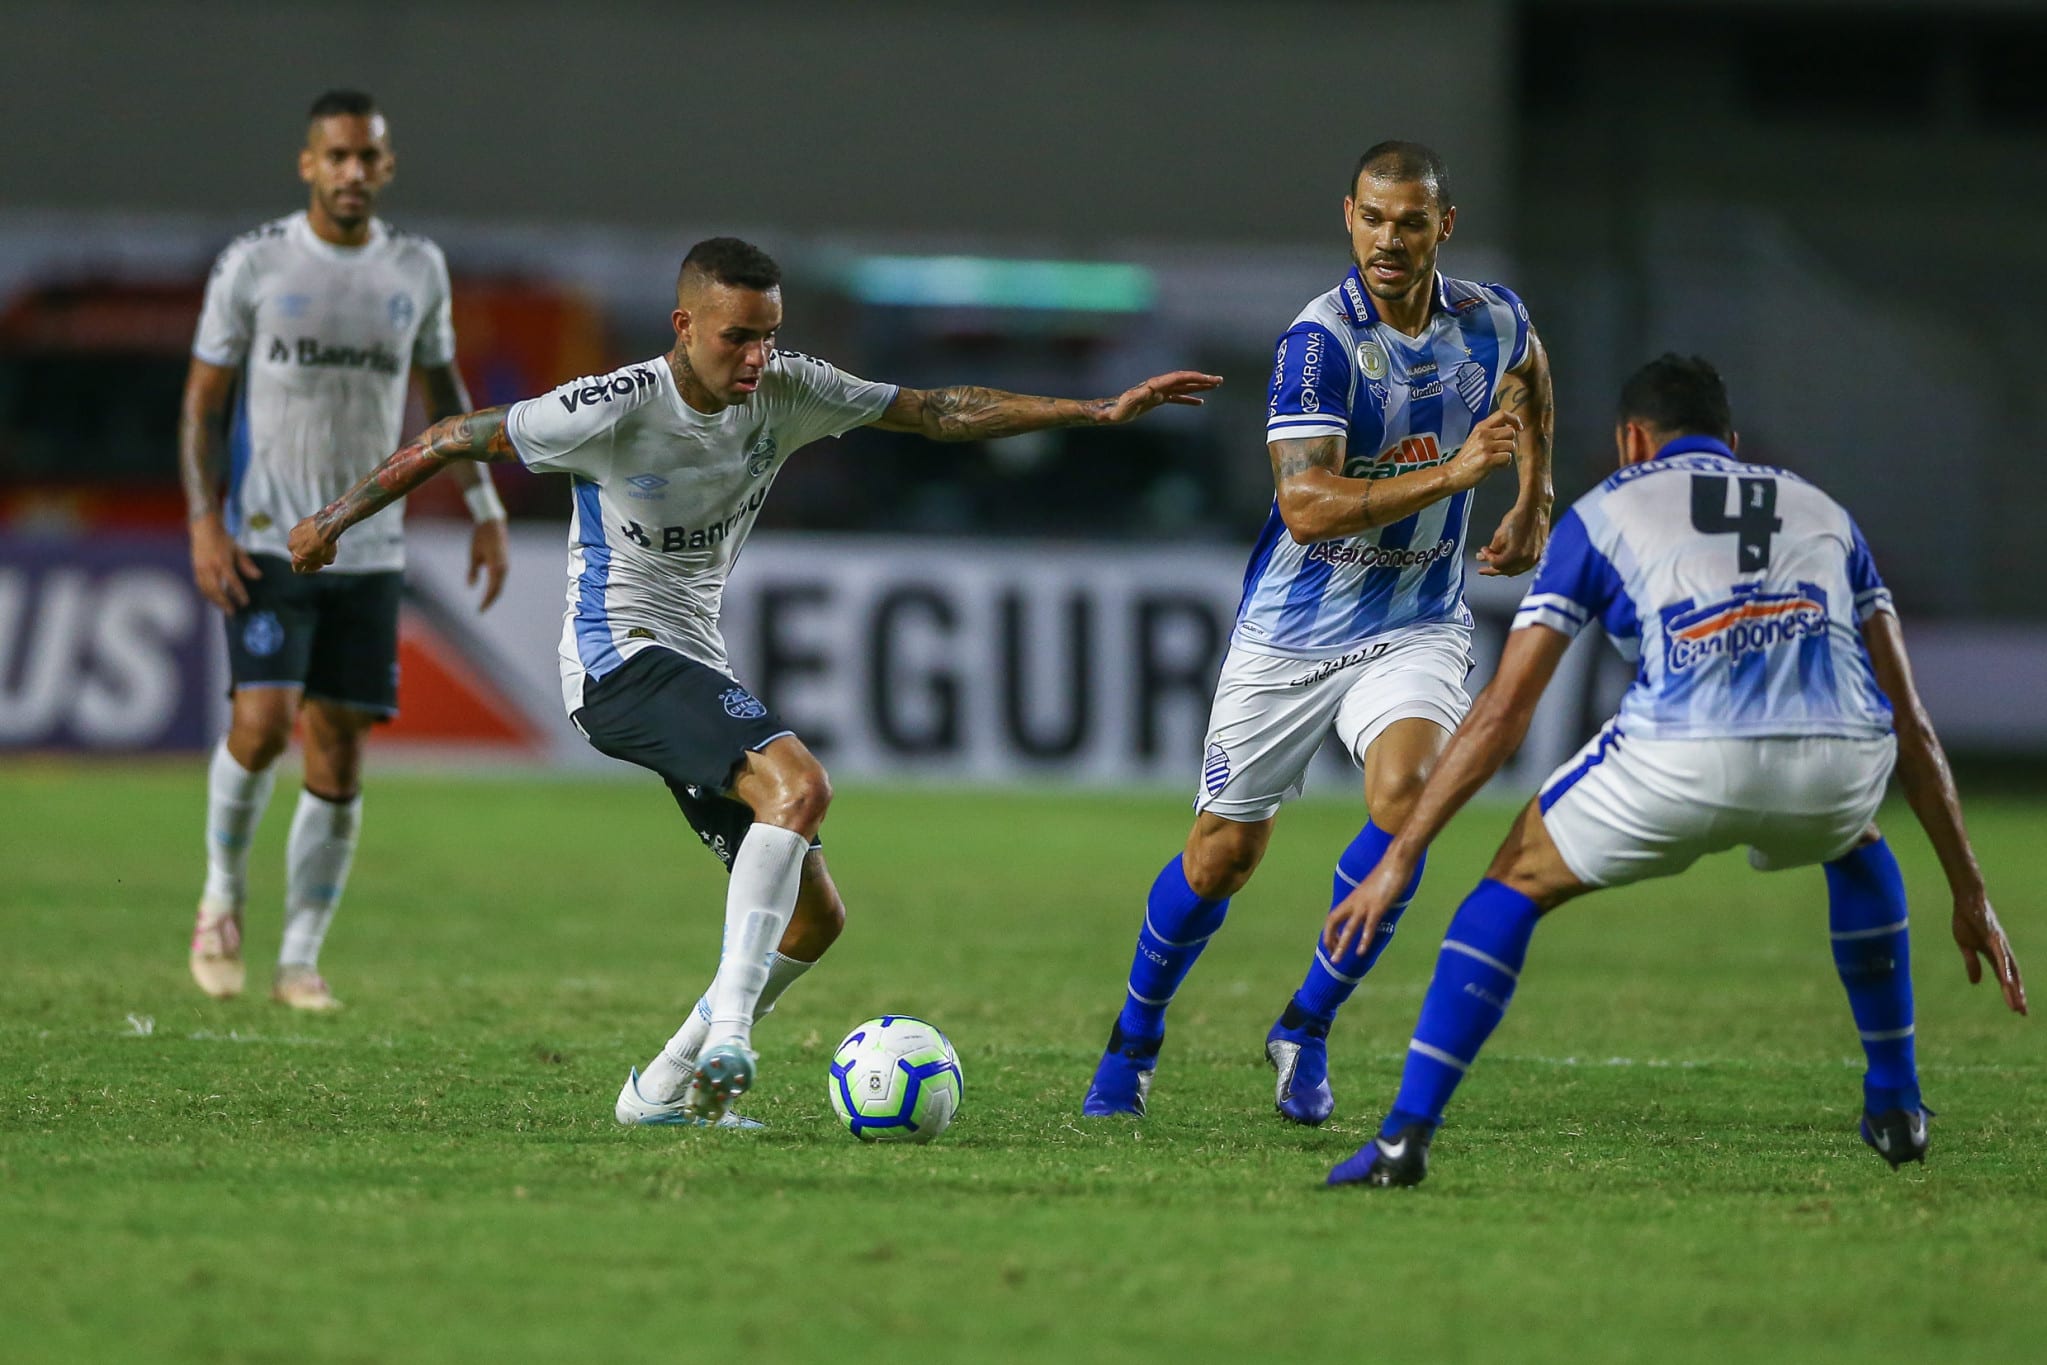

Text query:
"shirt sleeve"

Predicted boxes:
[[1487, 283, 1534, 371], [1513, 506, 1639, 656], [772, 350, 898, 445], [1846, 517, 1895, 622], [191, 241, 256, 367], [1264, 323, 1351, 444], [503, 360, 667, 480], [411, 244, 457, 368]]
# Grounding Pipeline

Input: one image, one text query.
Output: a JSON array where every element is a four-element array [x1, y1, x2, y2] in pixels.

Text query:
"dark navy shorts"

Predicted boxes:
[[225, 553, 402, 716], [571, 647, 819, 870]]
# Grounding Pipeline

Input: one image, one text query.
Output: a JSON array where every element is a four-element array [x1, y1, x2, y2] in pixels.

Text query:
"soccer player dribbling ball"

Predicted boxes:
[[1324, 354, 2026, 1189], [182, 91, 510, 1013], [1084, 141, 1556, 1125], [287, 236, 1221, 1125]]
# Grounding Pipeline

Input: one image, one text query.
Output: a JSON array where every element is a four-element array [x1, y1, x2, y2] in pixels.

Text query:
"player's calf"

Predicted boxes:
[[1083, 850, 1235, 1115]]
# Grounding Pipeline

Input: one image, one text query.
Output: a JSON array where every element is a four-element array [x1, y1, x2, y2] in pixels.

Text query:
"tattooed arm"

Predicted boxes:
[[1476, 330, 1555, 576], [417, 365, 489, 494], [870, 370, 1221, 441], [1269, 410, 1522, 544], [417, 363, 510, 610], [288, 408, 518, 573]]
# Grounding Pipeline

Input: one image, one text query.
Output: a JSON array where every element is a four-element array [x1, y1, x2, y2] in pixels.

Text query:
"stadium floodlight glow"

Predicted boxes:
[[845, 255, 1155, 312]]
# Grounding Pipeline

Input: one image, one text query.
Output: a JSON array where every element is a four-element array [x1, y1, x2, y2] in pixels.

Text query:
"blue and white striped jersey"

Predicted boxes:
[[1236, 267, 1532, 657], [1514, 436, 1896, 740]]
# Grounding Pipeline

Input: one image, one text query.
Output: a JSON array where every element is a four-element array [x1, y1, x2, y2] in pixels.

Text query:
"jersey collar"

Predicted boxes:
[[290, 210, 388, 261], [1338, 267, 1451, 327], [1653, 434, 1735, 461]]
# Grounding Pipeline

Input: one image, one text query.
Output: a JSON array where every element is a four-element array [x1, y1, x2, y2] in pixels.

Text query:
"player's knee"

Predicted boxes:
[[764, 766, 832, 832], [1184, 826, 1266, 899], [300, 728, 366, 800], [1367, 770, 1429, 832], [228, 707, 293, 770]]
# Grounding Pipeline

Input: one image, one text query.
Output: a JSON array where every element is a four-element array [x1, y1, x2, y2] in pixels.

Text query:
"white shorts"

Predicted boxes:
[[1539, 724, 1898, 888], [1195, 624, 1474, 821]]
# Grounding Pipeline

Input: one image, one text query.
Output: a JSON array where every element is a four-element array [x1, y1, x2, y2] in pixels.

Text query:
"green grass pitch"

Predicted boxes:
[[4, 764, 2043, 1363]]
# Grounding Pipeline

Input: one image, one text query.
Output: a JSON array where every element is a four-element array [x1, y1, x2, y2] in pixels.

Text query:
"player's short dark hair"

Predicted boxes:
[[1350, 140, 1453, 210], [1617, 354, 1735, 441], [678, 237, 782, 295], [307, 89, 379, 123]]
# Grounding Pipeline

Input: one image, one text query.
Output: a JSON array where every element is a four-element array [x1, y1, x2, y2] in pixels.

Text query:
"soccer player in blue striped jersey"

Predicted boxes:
[[1084, 142, 1556, 1124], [1324, 354, 2026, 1188]]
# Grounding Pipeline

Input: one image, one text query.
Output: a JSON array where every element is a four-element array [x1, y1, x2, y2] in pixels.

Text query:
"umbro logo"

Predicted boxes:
[[626, 474, 668, 490]]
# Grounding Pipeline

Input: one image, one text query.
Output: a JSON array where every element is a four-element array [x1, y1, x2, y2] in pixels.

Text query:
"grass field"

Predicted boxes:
[[4, 764, 2044, 1364]]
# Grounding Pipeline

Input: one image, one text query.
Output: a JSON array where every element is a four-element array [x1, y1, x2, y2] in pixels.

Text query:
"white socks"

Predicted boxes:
[[704, 823, 808, 1043], [202, 740, 276, 908], [279, 789, 363, 970], [642, 951, 816, 1103]]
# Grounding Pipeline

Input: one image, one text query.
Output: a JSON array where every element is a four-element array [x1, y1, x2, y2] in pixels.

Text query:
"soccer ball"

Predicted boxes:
[[827, 1015, 964, 1143]]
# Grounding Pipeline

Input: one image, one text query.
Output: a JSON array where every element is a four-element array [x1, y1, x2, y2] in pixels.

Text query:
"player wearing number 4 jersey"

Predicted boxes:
[[1324, 354, 2027, 1190], [1085, 141, 1554, 1125], [288, 236, 1220, 1126]]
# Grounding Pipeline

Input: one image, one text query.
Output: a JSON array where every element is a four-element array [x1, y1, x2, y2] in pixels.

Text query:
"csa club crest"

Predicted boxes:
[[720, 686, 768, 720], [1203, 743, 1231, 797], [1452, 361, 1490, 415]]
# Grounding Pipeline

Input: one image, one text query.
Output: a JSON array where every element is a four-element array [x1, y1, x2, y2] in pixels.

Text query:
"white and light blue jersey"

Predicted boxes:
[[505, 351, 896, 714], [192, 212, 457, 573], [1235, 267, 1532, 657], [1514, 436, 1895, 740]]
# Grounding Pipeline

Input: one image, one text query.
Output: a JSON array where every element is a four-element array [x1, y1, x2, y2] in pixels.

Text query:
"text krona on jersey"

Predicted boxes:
[[265, 335, 402, 376]]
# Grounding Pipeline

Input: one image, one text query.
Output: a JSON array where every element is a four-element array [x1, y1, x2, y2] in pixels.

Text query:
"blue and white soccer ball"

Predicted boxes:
[[827, 1015, 964, 1143]]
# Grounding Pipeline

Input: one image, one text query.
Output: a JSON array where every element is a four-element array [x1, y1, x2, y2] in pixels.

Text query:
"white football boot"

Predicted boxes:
[[189, 898, 246, 999], [271, 965, 344, 1012], [614, 1067, 764, 1130]]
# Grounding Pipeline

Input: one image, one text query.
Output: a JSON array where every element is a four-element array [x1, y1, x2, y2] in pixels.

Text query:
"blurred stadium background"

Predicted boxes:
[[3, 0, 2044, 780]]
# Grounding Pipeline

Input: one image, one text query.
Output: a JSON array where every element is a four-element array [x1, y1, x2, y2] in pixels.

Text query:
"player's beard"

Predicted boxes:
[[1354, 247, 1434, 301], [320, 186, 375, 232]]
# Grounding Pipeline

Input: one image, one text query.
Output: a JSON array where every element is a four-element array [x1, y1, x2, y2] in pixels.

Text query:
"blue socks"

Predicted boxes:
[[1116, 855, 1230, 1038], [1382, 879, 1541, 1137], [1825, 838, 1920, 1114], [1294, 821, 1426, 1023]]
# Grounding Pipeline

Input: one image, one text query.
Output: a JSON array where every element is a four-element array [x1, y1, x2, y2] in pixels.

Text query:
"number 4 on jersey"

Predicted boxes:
[[1690, 474, 1782, 571]]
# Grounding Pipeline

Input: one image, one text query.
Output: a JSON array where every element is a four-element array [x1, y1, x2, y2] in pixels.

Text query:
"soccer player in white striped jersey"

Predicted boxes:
[[286, 236, 1220, 1125], [1325, 354, 2026, 1188], [181, 91, 509, 1012], [1084, 141, 1554, 1125]]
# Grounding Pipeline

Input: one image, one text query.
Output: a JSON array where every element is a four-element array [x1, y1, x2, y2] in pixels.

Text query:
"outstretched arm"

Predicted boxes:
[[417, 364, 509, 611], [1270, 411, 1522, 544], [1863, 611, 2026, 1014], [1324, 624, 1571, 959], [1477, 331, 1555, 577], [288, 407, 518, 573], [869, 370, 1221, 442]]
